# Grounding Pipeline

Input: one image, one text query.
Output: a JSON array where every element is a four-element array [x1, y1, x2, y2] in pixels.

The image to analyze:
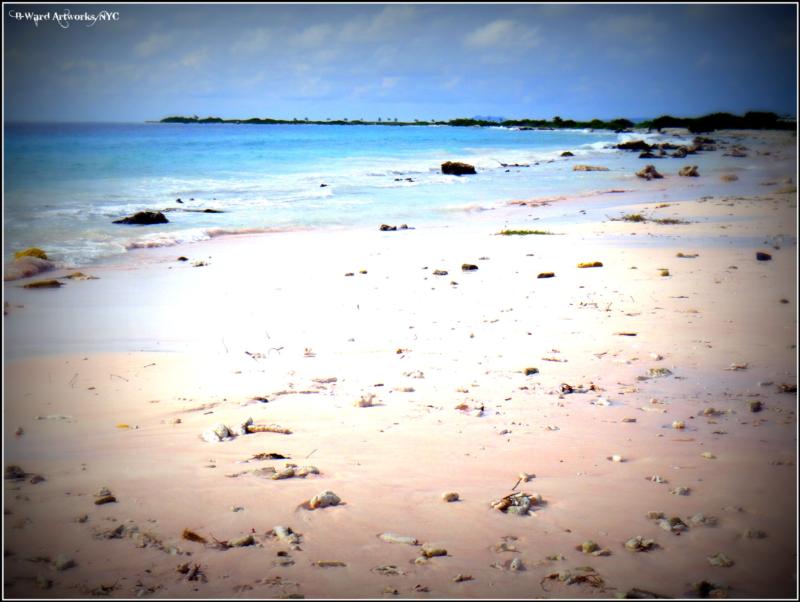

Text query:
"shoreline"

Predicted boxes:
[[5, 128, 795, 271], [3, 128, 798, 599]]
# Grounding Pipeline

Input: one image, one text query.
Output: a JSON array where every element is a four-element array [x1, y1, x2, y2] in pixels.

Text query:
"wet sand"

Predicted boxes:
[[3, 131, 798, 599]]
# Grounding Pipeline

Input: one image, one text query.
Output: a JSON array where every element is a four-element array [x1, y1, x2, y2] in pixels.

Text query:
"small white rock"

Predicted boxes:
[[309, 490, 341, 509], [235, 417, 254, 436], [201, 423, 233, 443]]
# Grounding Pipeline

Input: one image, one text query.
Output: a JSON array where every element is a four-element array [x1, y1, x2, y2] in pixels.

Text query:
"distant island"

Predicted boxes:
[[158, 111, 794, 133]]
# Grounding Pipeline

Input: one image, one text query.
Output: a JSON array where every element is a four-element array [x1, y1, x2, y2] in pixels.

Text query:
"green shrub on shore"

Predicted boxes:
[[497, 229, 555, 236], [613, 214, 689, 225], [652, 217, 689, 225], [619, 214, 647, 222]]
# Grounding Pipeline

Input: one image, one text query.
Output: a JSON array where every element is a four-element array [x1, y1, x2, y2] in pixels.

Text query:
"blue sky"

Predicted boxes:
[[4, 3, 797, 122]]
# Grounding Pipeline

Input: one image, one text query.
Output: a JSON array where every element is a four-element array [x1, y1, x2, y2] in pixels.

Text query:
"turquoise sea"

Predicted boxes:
[[4, 122, 737, 267]]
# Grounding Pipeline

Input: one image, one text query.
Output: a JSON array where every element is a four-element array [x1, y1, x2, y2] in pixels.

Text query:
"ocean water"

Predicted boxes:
[[3, 122, 745, 267]]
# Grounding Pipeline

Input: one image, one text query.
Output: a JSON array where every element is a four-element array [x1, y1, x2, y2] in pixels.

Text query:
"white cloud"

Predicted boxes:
[[292, 24, 333, 48], [340, 5, 418, 43], [231, 27, 272, 55], [465, 20, 540, 50], [589, 14, 660, 38], [290, 76, 333, 99], [177, 48, 209, 70], [441, 76, 461, 90], [134, 32, 175, 58]]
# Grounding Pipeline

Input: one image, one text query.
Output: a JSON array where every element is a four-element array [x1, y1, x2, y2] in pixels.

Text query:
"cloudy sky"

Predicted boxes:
[[4, 3, 797, 122]]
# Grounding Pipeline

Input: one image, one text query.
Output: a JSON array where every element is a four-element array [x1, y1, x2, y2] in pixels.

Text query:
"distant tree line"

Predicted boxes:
[[637, 111, 794, 133], [159, 111, 794, 132]]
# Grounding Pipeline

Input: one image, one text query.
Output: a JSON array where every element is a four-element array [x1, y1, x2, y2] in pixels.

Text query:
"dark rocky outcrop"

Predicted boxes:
[[678, 165, 699, 177], [639, 151, 658, 159], [560, 151, 574, 157], [461, 264, 479, 271], [756, 251, 772, 261], [617, 140, 651, 152], [113, 211, 169, 225], [671, 148, 688, 158], [636, 165, 663, 180], [441, 161, 476, 175]]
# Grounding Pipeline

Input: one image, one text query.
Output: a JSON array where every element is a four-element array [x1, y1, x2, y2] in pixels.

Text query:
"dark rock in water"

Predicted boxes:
[[176, 198, 183, 204], [756, 251, 772, 261], [537, 272, 555, 279], [678, 165, 699, 177], [320, 184, 328, 187], [694, 136, 715, 145], [617, 140, 651, 152], [433, 269, 448, 276], [177, 256, 189, 262], [441, 161, 476, 175], [636, 165, 663, 180], [399, 224, 409, 230], [113, 211, 169, 225], [379, 224, 397, 231], [639, 151, 657, 159], [748, 400, 763, 412], [203, 208, 223, 213], [560, 151, 574, 157], [671, 147, 688, 158], [462, 264, 479, 271]]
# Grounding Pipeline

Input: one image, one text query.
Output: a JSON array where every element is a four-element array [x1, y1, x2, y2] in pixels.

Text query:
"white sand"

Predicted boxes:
[[3, 131, 798, 599]]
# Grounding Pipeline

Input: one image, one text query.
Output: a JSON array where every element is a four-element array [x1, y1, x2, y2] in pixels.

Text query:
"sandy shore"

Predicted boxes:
[[3, 131, 798, 599]]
